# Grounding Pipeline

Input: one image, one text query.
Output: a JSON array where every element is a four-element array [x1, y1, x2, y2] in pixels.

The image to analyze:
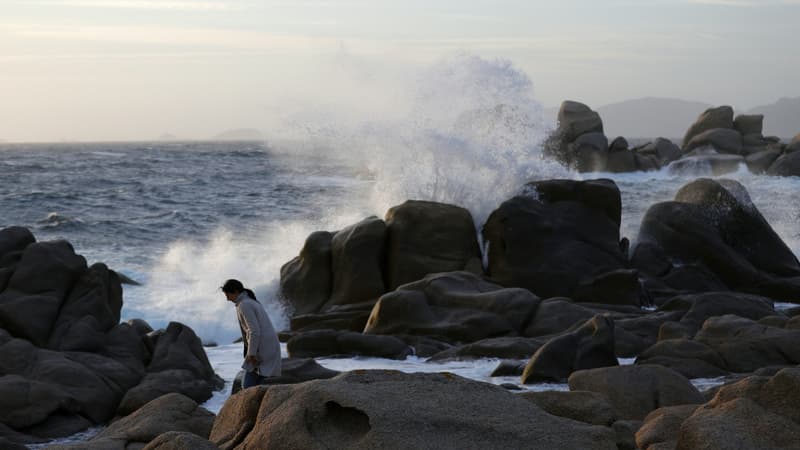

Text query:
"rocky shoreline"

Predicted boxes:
[[1, 107, 799, 449]]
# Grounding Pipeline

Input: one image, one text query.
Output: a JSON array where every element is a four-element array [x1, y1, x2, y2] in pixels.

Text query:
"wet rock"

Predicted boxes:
[[556, 100, 604, 142], [429, 336, 544, 361], [484, 179, 628, 300], [631, 178, 800, 301], [667, 153, 744, 176], [384, 200, 480, 291], [49, 393, 215, 450], [231, 358, 340, 395], [280, 231, 334, 316], [364, 271, 540, 343], [745, 148, 781, 173], [684, 128, 743, 155], [523, 298, 595, 337], [521, 315, 618, 383], [638, 138, 681, 165], [568, 365, 704, 420], [767, 150, 800, 176], [289, 308, 372, 333], [328, 216, 386, 308], [210, 370, 617, 450], [682, 105, 734, 149], [287, 329, 411, 359], [572, 132, 609, 172]]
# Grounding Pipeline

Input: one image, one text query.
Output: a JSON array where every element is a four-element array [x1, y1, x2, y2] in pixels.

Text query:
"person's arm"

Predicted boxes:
[[240, 302, 262, 361]]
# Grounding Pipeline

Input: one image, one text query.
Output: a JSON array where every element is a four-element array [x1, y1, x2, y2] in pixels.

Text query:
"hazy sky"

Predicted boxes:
[[1, 0, 798, 141]]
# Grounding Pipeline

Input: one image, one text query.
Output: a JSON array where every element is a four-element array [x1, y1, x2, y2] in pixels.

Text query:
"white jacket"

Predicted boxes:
[[235, 293, 281, 377]]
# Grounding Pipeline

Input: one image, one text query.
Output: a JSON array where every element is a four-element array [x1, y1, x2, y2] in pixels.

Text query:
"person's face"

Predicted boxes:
[[224, 291, 239, 302]]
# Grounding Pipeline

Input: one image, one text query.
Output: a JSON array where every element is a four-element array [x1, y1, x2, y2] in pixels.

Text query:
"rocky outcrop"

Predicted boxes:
[[568, 365, 704, 420], [210, 370, 617, 450], [230, 358, 340, 395], [280, 201, 480, 318], [364, 271, 540, 343], [519, 390, 616, 425], [544, 101, 609, 172], [483, 179, 637, 303], [286, 329, 411, 359], [631, 178, 800, 302], [767, 150, 800, 176], [48, 393, 215, 450], [0, 228, 221, 446], [637, 368, 800, 450], [682, 106, 734, 149]]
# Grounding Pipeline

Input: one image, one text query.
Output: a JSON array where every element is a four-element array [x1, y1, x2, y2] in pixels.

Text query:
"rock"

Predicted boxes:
[[519, 390, 616, 425], [635, 153, 661, 171], [639, 138, 681, 165], [609, 136, 628, 152], [786, 133, 800, 153], [210, 370, 617, 450], [767, 150, 800, 176], [429, 336, 544, 361], [658, 291, 778, 335], [289, 308, 372, 333], [287, 329, 411, 359], [384, 201, 480, 290], [635, 404, 699, 450], [279, 231, 334, 316], [682, 105, 734, 149], [118, 322, 222, 416], [231, 358, 340, 395], [490, 360, 527, 377], [483, 179, 628, 300], [127, 318, 154, 336], [606, 149, 637, 173], [46, 263, 123, 352], [694, 315, 800, 373], [571, 132, 609, 172], [667, 154, 744, 176], [0, 241, 87, 346], [568, 365, 704, 420], [143, 431, 219, 450], [524, 298, 595, 337], [745, 148, 781, 173], [677, 369, 800, 449], [612, 420, 641, 450], [557, 100, 604, 142], [364, 271, 540, 343], [328, 216, 386, 308], [48, 393, 215, 450], [685, 128, 743, 155], [572, 269, 646, 307], [733, 114, 763, 135], [631, 178, 800, 301], [522, 315, 618, 383], [636, 339, 728, 379], [0, 226, 36, 292]]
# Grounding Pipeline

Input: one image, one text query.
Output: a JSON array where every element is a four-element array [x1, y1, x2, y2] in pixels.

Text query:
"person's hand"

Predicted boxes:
[[246, 355, 259, 365]]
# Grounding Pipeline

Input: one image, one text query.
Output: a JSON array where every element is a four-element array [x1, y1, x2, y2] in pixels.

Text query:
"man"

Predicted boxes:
[[222, 279, 281, 388]]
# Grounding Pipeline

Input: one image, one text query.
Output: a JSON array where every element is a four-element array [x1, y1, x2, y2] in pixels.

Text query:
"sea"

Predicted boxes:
[[2, 58, 799, 446]]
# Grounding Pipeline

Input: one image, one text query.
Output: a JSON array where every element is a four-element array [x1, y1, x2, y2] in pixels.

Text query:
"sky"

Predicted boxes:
[[1, 0, 798, 142]]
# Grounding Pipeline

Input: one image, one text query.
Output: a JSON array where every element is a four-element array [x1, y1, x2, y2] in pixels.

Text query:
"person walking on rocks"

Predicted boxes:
[[222, 279, 281, 388]]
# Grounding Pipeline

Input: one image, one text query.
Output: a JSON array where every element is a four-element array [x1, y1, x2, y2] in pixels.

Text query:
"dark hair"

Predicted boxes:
[[221, 279, 257, 301]]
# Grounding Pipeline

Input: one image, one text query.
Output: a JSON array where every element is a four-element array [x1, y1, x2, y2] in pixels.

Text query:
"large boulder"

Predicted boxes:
[[521, 315, 618, 383], [767, 150, 800, 176], [118, 322, 222, 416], [328, 216, 386, 307], [0, 227, 36, 292], [675, 368, 800, 449], [637, 138, 681, 165], [556, 100, 604, 142], [230, 358, 340, 395], [570, 132, 608, 172], [745, 148, 781, 174], [631, 178, 800, 301], [568, 365, 704, 420], [684, 128, 743, 155], [286, 329, 411, 359], [733, 114, 763, 136], [279, 231, 334, 315], [682, 105, 734, 149], [786, 133, 800, 153], [635, 404, 699, 450], [363, 271, 540, 343], [48, 393, 215, 450], [483, 179, 630, 301], [0, 241, 87, 346], [667, 154, 744, 176], [523, 298, 596, 337], [544, 101, 607, 172], [384, 200, 480, 290], [143, 431, 219, 450], [210, 370, 617, 450]]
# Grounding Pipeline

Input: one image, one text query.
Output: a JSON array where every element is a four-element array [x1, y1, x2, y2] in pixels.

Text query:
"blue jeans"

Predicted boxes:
[[242, 370, 265, 389]]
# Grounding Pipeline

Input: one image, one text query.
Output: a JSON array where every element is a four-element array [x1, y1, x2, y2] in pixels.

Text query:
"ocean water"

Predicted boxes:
[[2, 55, 799, 447]]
